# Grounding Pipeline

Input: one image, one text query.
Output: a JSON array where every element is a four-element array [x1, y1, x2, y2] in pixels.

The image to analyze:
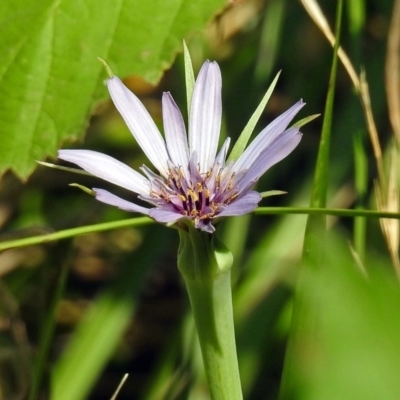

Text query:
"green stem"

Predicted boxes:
[[280, 0, 344, 397], [2, 208, 400, 252], [178, 227, 242, 400], [185, 270, 241, 400]]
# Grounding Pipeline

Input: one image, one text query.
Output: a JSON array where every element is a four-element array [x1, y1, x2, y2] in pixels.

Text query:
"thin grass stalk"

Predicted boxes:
[[280, 0, 343, 397], [301, 0, 385, 184], [0, 217, 152, 251], [2, 209, 400, 253], [346, 0, 367, 261], [353, 133, 368, 260]]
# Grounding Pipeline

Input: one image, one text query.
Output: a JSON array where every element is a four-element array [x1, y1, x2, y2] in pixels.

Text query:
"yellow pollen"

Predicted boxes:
[[187, 189, 198, 201], [216, 175, 221, 190], [226, 193, 238, 204]]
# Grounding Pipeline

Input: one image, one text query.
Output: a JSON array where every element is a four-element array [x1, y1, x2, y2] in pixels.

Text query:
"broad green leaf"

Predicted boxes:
[[0, 0, 226, 179], [285, 232, 400, 400]]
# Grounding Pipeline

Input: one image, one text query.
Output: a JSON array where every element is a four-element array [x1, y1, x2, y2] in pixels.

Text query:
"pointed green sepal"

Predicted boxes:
[[291, 113, 320, 128], [183, 40, 195, 116], [228, 71, 281, 162], [97, 57, 114, 78], [37, 161, 92, 176], [260, 190, 287, 198], [69, 183, 95, 196]]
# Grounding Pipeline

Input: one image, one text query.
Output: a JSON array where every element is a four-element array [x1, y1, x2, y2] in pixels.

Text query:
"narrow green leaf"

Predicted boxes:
[[0, 217, 153, 251], [53, 290, 135, 400], [2, 207, 400, 252], [353, 132, 368, 259], [69, 183, 95, 196], [291, 113, 320, 128], [346, 0, 366, 35], [254, 0, 286, 83], [183, 40, 195, 116], [228, 71, 281, 162], [300, 0, 343, 255], [255, 207, 400, 219], [260, 190, 287, 198], [280, 1, 344, 397], [37, 161, 92, 176]]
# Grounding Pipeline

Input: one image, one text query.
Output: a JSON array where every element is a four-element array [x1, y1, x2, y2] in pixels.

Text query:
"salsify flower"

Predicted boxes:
[[59, 61, 305, 233]]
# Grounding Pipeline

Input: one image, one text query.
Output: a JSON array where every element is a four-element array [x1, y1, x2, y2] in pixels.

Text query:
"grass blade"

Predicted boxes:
[[280, 0, 344, 397]]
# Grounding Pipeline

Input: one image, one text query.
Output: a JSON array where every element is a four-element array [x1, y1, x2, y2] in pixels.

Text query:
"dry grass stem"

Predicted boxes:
[[375, 147, 400, 279], [301, 0, 384, 182], [386, 0, 400, 143], [301, 0, 400, 275], [110, 374, 129, 400]]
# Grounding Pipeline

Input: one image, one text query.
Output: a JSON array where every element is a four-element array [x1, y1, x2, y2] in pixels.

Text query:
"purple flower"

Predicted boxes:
[[59, 61, 305, 233]]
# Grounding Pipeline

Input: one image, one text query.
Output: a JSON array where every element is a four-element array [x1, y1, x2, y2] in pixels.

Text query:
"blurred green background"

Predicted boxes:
[[1, 0, 400, 399]]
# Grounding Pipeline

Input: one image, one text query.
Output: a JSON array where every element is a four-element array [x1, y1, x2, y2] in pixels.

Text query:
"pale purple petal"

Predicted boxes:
[[218, 191, 262, 217], [188, 151, 202, 182], [189, 61, 222, 174], [195, 220, 215, 233], [236, 128, 302, 189], [149, 207, 186, 224], [232, 100, 305, 173], [58, 149, 150, 196], [206, 138, 230, 194], [214, 137, 231, 168], [140, 164, 163, 182], [107, 76, 169, 176], [94, 189, 150, 215], [162, 92, 189, 177]]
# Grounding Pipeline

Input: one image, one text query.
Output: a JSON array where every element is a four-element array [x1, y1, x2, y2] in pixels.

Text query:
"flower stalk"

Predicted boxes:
[[56, 46, 308, 398], [178, 226, 242, 400]]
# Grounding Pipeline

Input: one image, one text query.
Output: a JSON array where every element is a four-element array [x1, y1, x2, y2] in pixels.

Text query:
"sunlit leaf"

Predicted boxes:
[[0, 0, 226, 179]]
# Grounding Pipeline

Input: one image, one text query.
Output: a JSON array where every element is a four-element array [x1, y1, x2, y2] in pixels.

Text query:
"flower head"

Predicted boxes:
[[59, 61, 305, 233]]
